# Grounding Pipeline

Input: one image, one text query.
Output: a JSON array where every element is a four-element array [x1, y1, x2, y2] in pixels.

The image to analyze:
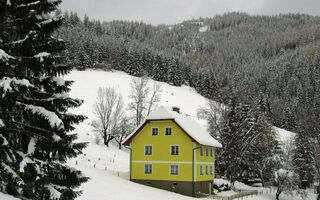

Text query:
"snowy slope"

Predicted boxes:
[[63, 69, 298, 200], [64, 70, 210, 199]]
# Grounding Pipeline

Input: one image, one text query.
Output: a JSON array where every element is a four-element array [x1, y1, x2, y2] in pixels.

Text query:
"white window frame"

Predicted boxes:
[[200, 146, 203, 156], [210, 165, 213, 175], [200, 165, 203, 175], [206, 165, 208, 175], [151, 127, 158, 136], [210, 147, 213, 157], [206, 147, 209, 156], [170, 164, 179, 175], [144, 164, 152, 174], [144, 145, 153, 155], [170, 145, 179, 156], [165, 127, 172, 136]]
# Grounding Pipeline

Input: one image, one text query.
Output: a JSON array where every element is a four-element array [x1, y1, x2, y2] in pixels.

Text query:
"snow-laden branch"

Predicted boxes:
[[45, 184, 62, 199], [34, 52, 50, 62], [17, 1, 40, 8], [18, 103, 64, 130], [0, 119, 4, 128], [0, 134, 8, 146], [12, 30, 36, 45], [1, 163, 24, 185], [37, 15, 63, 27], [53, 77, 65, 86], [0, 77, 34, 97], [0, 49, 14, 61], [19, 157, 34, 173]]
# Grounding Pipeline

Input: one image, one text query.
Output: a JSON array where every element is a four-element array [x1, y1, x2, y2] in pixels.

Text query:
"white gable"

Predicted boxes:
[[124, 106, 222, 147]]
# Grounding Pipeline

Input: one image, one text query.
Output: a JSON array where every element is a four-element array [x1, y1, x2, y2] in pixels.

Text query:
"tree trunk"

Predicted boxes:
[[103, 132, 108, 147], [317, 194, 319, 200], [104, 134, 114, 147], [276, 190, 281, 200], [116, 140, 122, 149]]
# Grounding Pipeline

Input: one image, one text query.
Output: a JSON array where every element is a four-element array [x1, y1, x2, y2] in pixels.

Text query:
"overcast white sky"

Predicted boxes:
[[60, 0, 320, 25]]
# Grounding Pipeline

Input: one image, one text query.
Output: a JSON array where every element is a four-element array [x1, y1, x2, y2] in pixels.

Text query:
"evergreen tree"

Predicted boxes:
[[213, 93, 278, 184], [293, 131, 314, 187], [0, 1, 88, 199]]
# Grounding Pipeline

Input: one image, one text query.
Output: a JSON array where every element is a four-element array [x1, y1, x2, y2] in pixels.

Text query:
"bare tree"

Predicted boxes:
[[91, 86, 124, 147], [128, 76, 161, 127], [114, 116, 134, 149], [147, 81, 162, 115], [197, 100, 226, 139]]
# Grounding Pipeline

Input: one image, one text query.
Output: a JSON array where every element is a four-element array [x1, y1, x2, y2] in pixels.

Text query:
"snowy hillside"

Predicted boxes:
[[61, 70, 300, 200], [64, 70, 210, 199], [0, 70, 307, 200]]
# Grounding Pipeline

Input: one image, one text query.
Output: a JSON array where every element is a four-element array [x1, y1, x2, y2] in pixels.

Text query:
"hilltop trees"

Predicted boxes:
[[0, 1, 88, 199], [55, 13, 320, 140]]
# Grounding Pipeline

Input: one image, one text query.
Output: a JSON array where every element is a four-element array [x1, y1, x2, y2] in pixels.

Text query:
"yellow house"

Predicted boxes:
[[123, 106, 222, 197]]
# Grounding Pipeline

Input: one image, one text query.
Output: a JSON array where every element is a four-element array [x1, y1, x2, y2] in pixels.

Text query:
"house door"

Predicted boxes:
[[209, 182, 212, 194]]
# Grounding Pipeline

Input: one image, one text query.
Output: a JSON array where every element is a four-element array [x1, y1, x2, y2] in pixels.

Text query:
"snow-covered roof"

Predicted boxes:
[[123, 106, 222, 147]]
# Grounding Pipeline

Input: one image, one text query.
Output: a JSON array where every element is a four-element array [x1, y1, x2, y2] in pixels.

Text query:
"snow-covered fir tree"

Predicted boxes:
[[0, 1, 88, 199], [293, 131, 314, 187], [207, 93, 278, 184]]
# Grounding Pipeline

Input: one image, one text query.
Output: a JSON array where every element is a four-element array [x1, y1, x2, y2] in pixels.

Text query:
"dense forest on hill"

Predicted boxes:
[[55, 12, 320, 134]]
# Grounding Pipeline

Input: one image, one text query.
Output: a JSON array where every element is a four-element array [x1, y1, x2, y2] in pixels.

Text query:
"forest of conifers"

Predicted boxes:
[[55, 12, 320, 134]]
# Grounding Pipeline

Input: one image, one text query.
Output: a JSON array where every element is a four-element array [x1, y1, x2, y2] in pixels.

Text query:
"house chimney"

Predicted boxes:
[[172, 106, 180, 113]]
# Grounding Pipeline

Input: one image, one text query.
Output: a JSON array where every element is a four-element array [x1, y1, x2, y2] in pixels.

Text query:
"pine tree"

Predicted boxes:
[[0, 1, 88, 199], [293, 131, 314, 187]]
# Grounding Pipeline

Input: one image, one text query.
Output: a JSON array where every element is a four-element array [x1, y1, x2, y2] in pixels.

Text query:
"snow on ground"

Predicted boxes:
[[65, 70, 208, 124], [63, 69, 301, 200], [68, 162, 196, 200], [64, 69, 210, 199], [246, 189, 316, 200]]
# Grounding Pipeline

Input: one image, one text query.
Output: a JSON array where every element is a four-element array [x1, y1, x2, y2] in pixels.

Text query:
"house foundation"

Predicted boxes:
[[131, 179, 213, 197]]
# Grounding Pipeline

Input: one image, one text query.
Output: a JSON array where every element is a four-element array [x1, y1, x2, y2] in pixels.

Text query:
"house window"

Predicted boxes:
[[145, 145, 152, 155], [206, 147, 209, 156], [151, 127, 158, 136], [210, 166, 213, 175], [210, 147, 213, 157], [206, 165, 208, 175], [200, 165, 203, 175], [145, 164, 152, 174], [165, 127, 172, 135], [171, 145, 179, 155], [170, 165, 179, 175], [200, 146, 203, 156]]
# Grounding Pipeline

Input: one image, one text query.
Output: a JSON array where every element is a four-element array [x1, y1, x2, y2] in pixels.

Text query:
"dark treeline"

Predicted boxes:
[[55, 12, 320, 134], [55, 11, 320, 189]]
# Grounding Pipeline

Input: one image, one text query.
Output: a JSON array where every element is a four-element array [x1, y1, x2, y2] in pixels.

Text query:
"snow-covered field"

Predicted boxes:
[[0, 69, 309, 199]]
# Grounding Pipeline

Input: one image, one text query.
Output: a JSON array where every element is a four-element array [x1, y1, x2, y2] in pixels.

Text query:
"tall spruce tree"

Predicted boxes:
[[0, 1, 88, 199]]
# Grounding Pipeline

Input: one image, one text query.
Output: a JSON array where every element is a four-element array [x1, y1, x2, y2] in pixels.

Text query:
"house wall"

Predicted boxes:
[[194, 145, 215, 182], [130, 119, 216, 196], [131, 120, 194, 181]]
